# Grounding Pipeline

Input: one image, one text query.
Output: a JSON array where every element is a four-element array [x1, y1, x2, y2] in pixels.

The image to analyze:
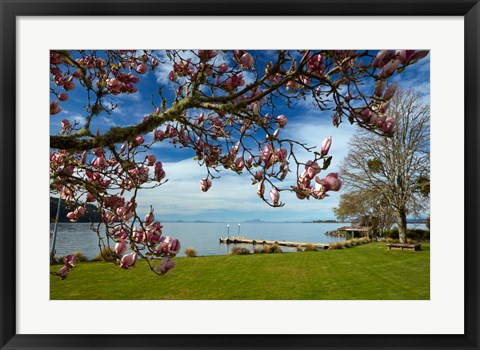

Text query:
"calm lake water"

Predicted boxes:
[[49, 222, 427, 259]]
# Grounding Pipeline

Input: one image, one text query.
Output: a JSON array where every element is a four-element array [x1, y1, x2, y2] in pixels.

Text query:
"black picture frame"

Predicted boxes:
[[1, 1, 479, 349]]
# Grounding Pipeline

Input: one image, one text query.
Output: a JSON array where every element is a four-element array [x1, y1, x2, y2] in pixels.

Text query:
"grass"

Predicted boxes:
[[50, 242, 430, 300]]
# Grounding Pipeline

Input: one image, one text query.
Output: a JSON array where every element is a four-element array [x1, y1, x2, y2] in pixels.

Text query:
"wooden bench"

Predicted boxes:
[[387, 243, 421, 251]]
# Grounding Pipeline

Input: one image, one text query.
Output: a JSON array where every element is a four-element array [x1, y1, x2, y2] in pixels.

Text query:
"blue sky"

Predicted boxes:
[[50, 50, 430, 222]]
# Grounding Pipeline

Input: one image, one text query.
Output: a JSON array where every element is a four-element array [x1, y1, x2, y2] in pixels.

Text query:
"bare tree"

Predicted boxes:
[[339, 90, 430, 243]]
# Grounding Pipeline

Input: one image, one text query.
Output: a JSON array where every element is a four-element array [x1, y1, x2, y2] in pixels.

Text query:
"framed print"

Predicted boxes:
[[1, 0, 479, 349]]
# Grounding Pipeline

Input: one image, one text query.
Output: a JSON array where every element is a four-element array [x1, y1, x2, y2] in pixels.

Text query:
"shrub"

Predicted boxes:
[[230, 247, 250, 255], [344, 241, 352, 248], [253, 247, 263, 254], [92, 247, 118, 262], [304, 244, 319, 252], [184, 247, 197, 257], [296, 247, 304, 252], [383, 228, 430, 241]]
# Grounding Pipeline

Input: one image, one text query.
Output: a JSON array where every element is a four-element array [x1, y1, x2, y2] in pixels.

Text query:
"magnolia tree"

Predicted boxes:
[[50, 49, 428, 278]]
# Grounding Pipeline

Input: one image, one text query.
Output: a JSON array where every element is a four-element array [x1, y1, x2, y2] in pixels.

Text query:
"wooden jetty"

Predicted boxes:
[[219, 237, 329, 249]]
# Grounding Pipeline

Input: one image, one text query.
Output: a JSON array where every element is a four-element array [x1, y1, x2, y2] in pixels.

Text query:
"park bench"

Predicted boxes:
[[387, 243, 421, 251]]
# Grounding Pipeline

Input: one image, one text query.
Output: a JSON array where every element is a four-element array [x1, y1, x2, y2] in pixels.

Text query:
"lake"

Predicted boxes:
[[49, 222, 427, 259]]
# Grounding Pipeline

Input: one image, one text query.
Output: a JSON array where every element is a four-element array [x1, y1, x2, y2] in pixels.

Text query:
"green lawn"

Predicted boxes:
[[50, 242, 430, 300]]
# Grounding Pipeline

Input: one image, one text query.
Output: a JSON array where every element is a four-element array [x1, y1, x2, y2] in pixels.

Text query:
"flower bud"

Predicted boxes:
[[321, 136, 332, 156], [269, 187, 280, 205]]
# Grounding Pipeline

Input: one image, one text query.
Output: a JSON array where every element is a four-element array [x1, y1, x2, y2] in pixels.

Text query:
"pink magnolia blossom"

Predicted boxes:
[[276, 115, 288, 128], [395, 50, 416, 64], [233, 157, 245, 172], [168, 71, 177, 82], [57, 265, 70, 280], [259, 144, 273, 167], [218, 63, 228, 73], [374, 80, 386, 97], [308, 53, 324, 74], [50, 100, 62, 115], [155, 236, 181, 256], [58, 92, 69, 101], [198, 50, 218, 61], [321, 136, 332, 156], [120, 252, 137, 269], [91, 156, 106, 169], [379, 59, 400, 78], [145, 154, 156, 166], [61, 119, 71, 131], [145, 210, 154, 226], [269, 187, 280, 205], [63, 76, 75, 91], [240, 53, 254, 69], [136, 64, 148, 74], [115, 240, 127, 255], [200, 178, 212, 192], [305, 161, 321, 179], [77, 206, 86, 216], [156, 258, 176, 275], [154, 161, 166, 181], [154, 129, 166, 141], [381, 115, 397, 134], [315, 173, 342, 192], [63, 254, 76, 268], [383, 82, 398, 100], [66, 211, 78, 222], [133, 228, 144, 243], [373, 50, 389, 67], [257, 180, 265, 198], [107, 78, 123, 94], [253, 170, 263, 181], [81, 151, 87, 164]]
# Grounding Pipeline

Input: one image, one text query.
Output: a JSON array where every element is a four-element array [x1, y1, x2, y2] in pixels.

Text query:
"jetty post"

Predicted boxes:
[[227, 224, 230, 239], [237, 223, 241, 237]]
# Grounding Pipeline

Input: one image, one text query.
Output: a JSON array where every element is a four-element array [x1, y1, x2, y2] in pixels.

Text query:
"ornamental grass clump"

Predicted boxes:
[[73, 251, 88, 262], [230, 247, 251, 255], [328, 241, 345, 250], [184, 247, 197, 257], [253, 247, 263, 254], [260, 244, 283, 254], [304, 244, 319, 252]]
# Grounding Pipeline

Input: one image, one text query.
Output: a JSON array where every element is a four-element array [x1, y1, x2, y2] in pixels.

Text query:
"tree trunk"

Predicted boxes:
[[396, 209, 407, 243]]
